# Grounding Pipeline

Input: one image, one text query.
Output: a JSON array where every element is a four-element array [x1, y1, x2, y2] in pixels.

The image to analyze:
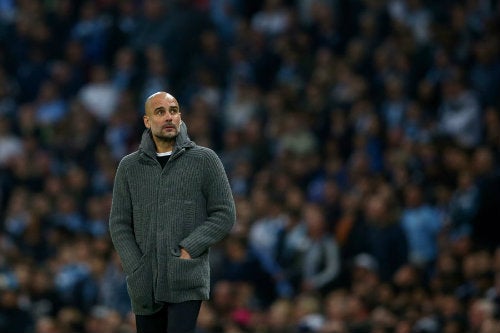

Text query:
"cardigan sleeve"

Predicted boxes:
[[179, 149, 236, 258], [109, 159, 144, 274]]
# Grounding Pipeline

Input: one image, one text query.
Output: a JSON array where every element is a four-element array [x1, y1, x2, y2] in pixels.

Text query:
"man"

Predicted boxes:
[[109, 91, 236, 333]]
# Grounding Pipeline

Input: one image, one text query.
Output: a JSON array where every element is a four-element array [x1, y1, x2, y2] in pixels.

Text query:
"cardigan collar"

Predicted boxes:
[[139, 121, 195, 161]]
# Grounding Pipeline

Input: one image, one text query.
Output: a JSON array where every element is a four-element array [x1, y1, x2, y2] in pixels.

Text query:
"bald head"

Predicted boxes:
[[145, 92, 179, 116]]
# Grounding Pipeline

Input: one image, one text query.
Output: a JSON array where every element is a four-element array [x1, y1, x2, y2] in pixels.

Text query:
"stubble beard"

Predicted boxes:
[[155, 131, 178, 144]]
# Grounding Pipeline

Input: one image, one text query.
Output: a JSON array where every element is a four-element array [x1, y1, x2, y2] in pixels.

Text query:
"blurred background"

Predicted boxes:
[[1, 0, 500, 332]]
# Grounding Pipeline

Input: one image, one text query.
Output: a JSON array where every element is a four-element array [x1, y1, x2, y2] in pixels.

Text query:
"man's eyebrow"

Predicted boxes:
[[152, 105, 178, 113]]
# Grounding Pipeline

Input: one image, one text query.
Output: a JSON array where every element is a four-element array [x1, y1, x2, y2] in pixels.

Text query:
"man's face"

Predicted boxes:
[[144, 93, 181, 141]]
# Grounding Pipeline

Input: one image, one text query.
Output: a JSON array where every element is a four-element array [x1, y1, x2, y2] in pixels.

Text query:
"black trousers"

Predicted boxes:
[[135, 300, 202, 333]]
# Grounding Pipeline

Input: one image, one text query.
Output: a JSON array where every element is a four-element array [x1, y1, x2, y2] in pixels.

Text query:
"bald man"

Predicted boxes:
[[109, 92, 236, 333]]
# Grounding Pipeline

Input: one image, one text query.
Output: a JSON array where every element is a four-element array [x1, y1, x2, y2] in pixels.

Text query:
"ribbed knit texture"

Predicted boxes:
[[109, 123, 236, 315]]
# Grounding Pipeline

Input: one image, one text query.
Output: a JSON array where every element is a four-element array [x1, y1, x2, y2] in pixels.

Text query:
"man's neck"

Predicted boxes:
[[153, 137, 175, 153]]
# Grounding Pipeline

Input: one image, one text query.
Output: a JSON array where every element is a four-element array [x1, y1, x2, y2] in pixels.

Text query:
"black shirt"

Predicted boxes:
[[156, 152, 172, 168]]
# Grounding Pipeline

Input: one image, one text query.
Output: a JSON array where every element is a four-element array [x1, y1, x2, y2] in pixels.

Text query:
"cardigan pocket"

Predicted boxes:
[[126, 259, 154, 313], [169, 255, 209, 291], [157, 200, 195, 241]]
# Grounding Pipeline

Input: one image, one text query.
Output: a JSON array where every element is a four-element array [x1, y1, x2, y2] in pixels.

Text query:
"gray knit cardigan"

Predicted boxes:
[[109, 122, 236, 315]]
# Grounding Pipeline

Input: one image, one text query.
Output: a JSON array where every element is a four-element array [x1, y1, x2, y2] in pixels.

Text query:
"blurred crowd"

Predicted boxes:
[[1, 0, 500, 332]]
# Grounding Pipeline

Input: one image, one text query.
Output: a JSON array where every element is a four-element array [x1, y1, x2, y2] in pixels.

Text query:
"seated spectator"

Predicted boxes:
[[299, 203, 341, 294], [363, 192, 409, 282], [400, 182, 443, 279], [77, 65, 119, 122], [437, 71, 482, 148], [216, 235, 276, 307]]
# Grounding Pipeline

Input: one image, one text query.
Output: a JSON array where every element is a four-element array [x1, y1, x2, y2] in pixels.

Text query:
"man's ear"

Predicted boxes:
[[143, 115, 150, 128]]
